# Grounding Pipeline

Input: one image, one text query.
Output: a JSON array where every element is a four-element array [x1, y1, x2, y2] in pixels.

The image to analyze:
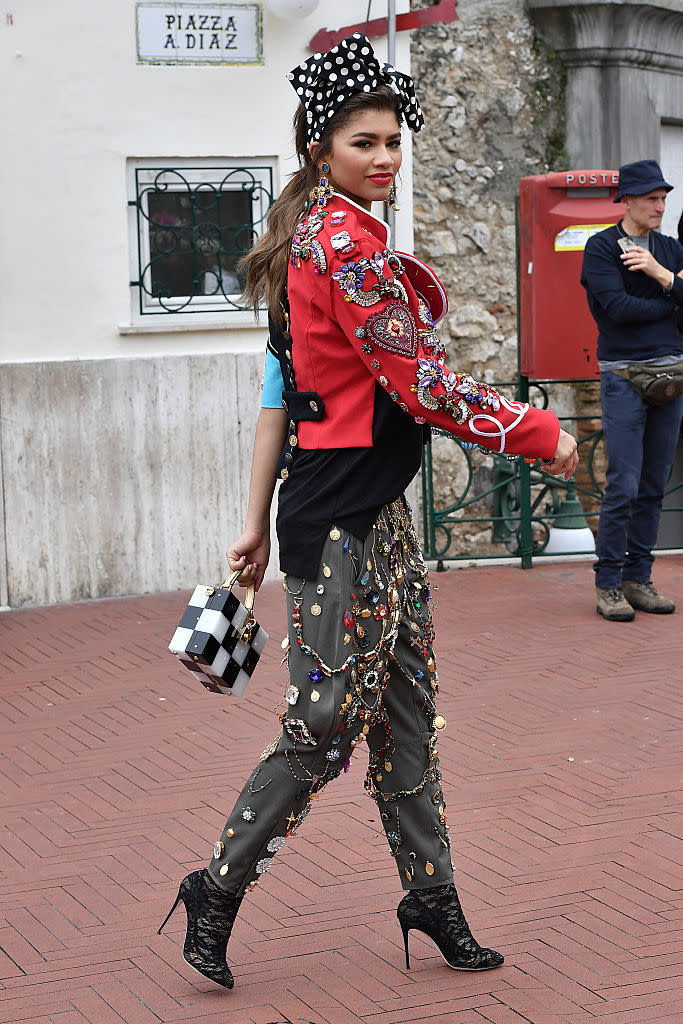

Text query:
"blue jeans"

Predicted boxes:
[[594, 371, 683, 589]]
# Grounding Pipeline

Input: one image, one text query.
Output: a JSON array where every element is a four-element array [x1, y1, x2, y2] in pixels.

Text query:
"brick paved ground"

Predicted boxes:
[[1, 556, 682, 1024]]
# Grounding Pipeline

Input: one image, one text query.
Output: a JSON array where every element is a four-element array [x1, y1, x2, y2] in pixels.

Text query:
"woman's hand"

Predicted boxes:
[[226, 528, 271, 592], [621, 245, 674, 289], [541, 428, 579, 481]]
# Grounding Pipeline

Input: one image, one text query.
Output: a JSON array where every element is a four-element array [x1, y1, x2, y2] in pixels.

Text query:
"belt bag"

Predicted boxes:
[[614, 357, 683, 405], [168, 570, 268, 696]]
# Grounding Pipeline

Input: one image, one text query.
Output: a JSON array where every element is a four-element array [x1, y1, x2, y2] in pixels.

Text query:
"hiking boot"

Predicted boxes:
[[622, 580, 675, 615], [596, 587, 635, 621]]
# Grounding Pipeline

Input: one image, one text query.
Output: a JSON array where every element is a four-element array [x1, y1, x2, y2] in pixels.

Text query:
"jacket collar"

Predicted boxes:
[[330, 192, 391, 248]]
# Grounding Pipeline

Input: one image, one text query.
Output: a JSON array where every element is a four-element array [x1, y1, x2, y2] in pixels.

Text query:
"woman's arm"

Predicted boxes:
[[226, 407, 288, 591], [326, 238, 562, 462]]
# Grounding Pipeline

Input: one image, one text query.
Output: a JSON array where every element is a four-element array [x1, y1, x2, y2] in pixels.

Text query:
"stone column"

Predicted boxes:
[[527, 0, 683, 168]]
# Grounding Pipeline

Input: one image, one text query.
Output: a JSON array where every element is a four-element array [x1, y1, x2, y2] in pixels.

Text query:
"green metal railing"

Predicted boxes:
[[421, 377, 683, 568], [129, 166, 274, 314]]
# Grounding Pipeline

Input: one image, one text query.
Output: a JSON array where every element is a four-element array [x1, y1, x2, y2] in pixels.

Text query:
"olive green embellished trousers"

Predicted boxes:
[[207, 498, 454, 898]]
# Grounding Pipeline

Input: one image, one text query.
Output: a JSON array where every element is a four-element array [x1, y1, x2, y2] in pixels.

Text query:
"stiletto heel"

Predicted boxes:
[[158, 889, 182, 934], [400, 920, 411, 969], [397, 884, 504, 972], [158, 868, 242, 989]]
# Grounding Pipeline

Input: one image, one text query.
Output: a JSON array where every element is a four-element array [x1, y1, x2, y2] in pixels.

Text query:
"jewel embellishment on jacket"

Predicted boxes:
[[330, 230, 355, 255], [420, 328, 446, 361], [454, 372, 501, 412], [360, 301, 418, 358], [417, 298, 434, 329], [291, 208, 328, 274], [332, 260, 367, 298], [333, 251, 409, 307], [413, 358, 473, 424]]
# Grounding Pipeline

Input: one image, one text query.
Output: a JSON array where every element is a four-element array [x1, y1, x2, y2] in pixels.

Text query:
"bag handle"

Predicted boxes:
[[221, 568, 256, 615]]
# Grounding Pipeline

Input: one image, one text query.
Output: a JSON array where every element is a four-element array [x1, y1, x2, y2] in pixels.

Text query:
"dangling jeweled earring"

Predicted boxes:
[[388, 176, 398, 210], [310, 162, 334, 209]]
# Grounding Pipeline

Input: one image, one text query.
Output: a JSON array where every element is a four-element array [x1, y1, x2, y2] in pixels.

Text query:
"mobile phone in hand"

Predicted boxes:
[[618, 237, 638, 253]]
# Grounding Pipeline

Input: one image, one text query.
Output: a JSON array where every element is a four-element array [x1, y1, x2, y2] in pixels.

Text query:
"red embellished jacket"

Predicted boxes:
[[285, 194, 560, 460]]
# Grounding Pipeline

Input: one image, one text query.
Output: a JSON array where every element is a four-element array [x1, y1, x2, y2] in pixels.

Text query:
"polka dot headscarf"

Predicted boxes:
[[287, 32, 424, 145]]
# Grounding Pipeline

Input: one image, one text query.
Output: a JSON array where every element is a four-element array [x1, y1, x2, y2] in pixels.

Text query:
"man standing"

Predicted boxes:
[[581, 160, 683, 621]]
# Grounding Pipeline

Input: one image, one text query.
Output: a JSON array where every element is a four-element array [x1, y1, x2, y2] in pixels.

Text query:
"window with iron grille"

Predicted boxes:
[[128, 160, 274, 317]]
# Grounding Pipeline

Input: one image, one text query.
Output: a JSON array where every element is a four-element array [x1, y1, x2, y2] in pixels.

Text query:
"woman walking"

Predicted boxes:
[[159, 33, 578, 989]]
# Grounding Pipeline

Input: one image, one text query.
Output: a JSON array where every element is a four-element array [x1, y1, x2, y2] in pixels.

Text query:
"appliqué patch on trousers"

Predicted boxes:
[[283, 718, 317, 745]]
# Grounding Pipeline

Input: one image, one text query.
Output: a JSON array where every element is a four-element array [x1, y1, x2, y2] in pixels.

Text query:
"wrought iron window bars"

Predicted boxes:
[[129, 165, 273, 315]]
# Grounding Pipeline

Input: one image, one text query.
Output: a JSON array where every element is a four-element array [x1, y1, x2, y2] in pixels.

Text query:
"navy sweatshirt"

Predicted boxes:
[[581, 223, 683, 361]]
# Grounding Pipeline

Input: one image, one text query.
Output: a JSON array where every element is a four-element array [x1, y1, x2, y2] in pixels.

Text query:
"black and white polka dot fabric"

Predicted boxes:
[[287, 32, 424, 145]]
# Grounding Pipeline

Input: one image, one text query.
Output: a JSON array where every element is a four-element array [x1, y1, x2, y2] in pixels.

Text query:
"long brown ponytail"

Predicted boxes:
[[239, 85, 401, 325]]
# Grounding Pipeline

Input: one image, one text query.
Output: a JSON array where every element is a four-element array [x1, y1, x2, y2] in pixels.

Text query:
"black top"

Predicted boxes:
[[581, 224, 683, 361], [267, 315, 427, 579], [277, 384, 426, 579]]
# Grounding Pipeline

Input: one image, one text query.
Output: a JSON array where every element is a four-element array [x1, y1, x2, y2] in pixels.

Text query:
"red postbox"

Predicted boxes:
[[518, 170, 621, 379]]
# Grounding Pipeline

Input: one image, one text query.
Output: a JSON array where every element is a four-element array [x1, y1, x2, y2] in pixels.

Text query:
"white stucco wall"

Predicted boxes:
[[1, 0, 414, 364]]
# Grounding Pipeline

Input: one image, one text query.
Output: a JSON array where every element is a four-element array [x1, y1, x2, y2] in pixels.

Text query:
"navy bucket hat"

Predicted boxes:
[[614, 159, 673, 202]]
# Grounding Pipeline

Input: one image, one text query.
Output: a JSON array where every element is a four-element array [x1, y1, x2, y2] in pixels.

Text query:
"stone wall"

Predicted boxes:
[[410, 0, 570, 555]]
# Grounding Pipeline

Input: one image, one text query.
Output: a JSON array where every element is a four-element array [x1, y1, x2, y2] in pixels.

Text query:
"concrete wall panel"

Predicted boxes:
[[0, 388, 7, 608], [0, 353, 274, 606]]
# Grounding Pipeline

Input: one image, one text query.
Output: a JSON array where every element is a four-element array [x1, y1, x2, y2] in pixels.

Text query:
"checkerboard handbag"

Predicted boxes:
[[168, 570, 268, 696]]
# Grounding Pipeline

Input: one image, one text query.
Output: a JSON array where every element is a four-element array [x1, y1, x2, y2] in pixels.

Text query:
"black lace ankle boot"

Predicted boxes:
[[158, 868, 242, 988], [397, 884, 504, 971]]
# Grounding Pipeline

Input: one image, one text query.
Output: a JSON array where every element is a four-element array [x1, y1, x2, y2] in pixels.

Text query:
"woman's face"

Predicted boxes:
[[312, 108, 402, 212]]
